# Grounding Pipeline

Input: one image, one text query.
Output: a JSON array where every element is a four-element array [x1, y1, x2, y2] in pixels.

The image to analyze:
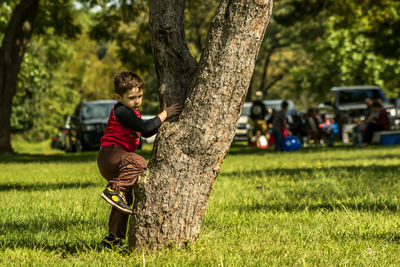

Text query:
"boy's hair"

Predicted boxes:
[[114, 72, 143, 95], [281, 100, 289, 109]]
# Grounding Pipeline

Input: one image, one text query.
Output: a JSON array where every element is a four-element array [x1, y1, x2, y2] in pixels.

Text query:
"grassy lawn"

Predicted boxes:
[[1, 139, 400, 266]]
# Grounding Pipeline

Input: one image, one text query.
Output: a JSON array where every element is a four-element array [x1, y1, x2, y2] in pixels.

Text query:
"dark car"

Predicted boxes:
[[328, 86, 392, 143], [68, 100, 117, 152]]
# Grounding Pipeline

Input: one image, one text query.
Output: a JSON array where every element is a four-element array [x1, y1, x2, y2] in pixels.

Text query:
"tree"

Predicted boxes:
[[128, 0, 273, 250], [283, 0, 400, 102], [88, 0, 219, 114], [0, 0, 80, 152], [0, 0, 39, 153]]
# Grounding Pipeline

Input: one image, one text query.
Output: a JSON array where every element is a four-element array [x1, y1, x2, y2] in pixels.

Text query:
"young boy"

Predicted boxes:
[[97, 71, 181, 247]]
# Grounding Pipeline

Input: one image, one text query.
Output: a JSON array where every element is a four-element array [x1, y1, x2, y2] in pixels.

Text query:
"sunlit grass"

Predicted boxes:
[[1, 140, 400, 266]]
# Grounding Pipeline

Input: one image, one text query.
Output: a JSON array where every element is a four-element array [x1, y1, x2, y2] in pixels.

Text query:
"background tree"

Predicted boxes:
[[288, 0, 400, 103], [248, 0, 326, 100], [0, 0, 40, 153], [0, 0, 80, 152], [128, 0, 274, 250], [3, 0, 400, 148]]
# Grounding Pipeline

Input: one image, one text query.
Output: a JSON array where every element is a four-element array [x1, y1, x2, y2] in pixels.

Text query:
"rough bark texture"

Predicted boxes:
[[129, 0, 273, 250], [0, 0, 39, 153], [149, 0, 197, 113]]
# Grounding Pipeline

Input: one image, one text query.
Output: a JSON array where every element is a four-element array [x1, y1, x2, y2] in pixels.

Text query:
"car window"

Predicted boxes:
[[337, 89, 387, 104], [81, 103, 115, 120]]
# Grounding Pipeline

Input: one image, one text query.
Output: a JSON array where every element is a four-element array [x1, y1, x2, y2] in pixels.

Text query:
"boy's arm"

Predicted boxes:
[[115, 105, 162, 136], [115, 103, 182, 137], [141, 104, 181, 137]]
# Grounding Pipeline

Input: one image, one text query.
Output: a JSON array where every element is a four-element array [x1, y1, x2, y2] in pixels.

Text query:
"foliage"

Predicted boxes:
[[88, 0, 218, 114], [0, 2, 14, 32], [1, 0, 83, 141], [2, 1, 124, 141], [1, 143, 400, 265], [3, 0, 400, 139], [11, 53, 50, 136], [289, 0, 400, 102]]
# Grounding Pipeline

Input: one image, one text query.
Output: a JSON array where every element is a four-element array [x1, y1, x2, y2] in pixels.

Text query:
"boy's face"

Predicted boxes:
[[115, 87, 143, 110]]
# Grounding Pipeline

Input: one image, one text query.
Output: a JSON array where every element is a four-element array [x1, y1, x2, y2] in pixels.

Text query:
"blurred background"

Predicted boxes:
[[1, 0, 400, 145]]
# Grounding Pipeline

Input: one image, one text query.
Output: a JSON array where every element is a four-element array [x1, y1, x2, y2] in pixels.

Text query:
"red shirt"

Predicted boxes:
[[101, 109, 141, 152]]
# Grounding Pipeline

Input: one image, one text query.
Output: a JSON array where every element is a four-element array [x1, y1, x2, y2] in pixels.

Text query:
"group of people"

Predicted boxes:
[[250, 91, 292, 152], [249, 94, 391, 151], [299, 107, 339, 147], [250, 102, 338, 151]]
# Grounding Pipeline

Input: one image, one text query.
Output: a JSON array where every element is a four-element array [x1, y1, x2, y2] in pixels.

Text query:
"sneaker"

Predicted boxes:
[[100, 187, 133, 214], [100, 234, 122, 249]]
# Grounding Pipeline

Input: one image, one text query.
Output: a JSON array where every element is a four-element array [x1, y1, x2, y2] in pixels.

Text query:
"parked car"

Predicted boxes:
[[234, 102, 253, 142], [140, 114, 157, 144], [67, 100, 117, 152], [327, 85, 392, 143]]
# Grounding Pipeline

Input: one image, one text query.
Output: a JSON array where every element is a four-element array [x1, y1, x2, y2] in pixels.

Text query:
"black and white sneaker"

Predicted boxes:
[[100, 187, 133, 214]]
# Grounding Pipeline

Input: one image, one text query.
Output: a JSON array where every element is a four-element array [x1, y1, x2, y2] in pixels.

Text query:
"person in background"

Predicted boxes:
[[319, 114, 339, 147], [352, 97, 374, 146], [272, 100, 291, 152], [363, 101, 390, 146], [250, 91, 268, 144], [305, 108, 319, 144]]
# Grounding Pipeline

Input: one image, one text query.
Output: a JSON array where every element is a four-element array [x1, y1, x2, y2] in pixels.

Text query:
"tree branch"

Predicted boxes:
[[149, 0, 197, 115]]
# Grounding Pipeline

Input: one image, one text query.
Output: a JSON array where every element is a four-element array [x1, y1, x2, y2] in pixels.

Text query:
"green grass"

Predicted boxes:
[[1, 139, 400, 266]]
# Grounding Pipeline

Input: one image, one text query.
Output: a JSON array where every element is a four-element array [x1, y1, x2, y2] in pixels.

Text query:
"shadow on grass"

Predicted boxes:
[[0, 149, 152, 164], [0, 182, 99, 192], [224, 163, 400, 214], [321, 153, 400, 162], [235, 200, 400, 213], [358, 232, 400, 243], [0, 218, 109, 253], [222, 164, 400, 180]]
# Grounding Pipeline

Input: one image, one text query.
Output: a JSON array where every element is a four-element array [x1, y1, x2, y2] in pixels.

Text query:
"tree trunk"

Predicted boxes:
[[0, 0, 39, 153], [129, 0, 273, 250], [149, 0, 197, 114], [258, 46, 275, 94]]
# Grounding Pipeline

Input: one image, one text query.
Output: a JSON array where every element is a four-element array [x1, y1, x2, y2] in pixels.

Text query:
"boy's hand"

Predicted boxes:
[[165, 103, 182, 118]]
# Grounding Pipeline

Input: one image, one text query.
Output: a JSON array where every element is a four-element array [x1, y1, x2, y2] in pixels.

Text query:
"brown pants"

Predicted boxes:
[[97, 145, 147, 239]]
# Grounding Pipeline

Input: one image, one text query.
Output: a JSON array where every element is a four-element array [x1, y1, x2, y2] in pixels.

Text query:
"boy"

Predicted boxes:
[[97, 71, 181, 247]]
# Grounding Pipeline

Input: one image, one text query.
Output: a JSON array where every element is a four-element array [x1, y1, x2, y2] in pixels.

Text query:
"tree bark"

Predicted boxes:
[[129, 0, 273, 250], [149, 0, 197, 115], [0, 0, 39, 153]]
